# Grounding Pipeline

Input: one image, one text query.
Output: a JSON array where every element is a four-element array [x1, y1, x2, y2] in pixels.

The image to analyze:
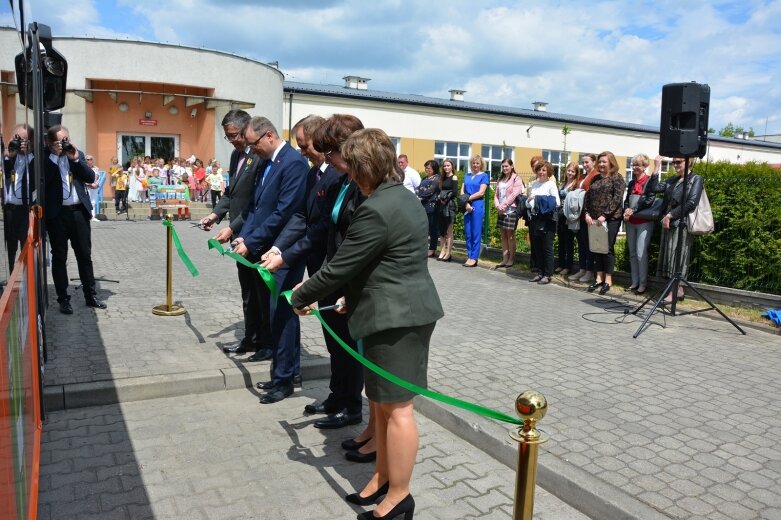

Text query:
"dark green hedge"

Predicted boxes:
[[687, 161, 781, 294]]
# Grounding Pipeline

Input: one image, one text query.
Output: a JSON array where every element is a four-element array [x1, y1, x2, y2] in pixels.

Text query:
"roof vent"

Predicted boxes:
[[533, 101, 548, 112], [449, 89, 466, 101], [343, 76, 370, 90]]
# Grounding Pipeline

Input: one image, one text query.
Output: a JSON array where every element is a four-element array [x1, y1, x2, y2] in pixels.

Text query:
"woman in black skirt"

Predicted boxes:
[[293, 129, 444, 520]]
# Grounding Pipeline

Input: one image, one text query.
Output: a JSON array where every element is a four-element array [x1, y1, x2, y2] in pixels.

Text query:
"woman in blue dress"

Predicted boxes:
[[461, 154, 489, 267]]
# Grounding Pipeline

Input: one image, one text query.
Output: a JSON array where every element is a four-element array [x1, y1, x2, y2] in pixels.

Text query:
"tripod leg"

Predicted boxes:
[[632, 276, 677, 338], [679, 279, 746, 335]]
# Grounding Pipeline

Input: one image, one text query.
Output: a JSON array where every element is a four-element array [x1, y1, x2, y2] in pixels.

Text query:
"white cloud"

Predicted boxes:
[[4, 0, 780, 134]]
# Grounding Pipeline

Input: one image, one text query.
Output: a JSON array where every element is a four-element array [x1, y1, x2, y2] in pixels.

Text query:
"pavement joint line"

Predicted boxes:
[[45, 355, 667, 520]]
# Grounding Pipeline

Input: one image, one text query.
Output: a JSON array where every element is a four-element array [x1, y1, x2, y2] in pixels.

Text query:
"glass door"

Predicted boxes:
[[118, 134, 179, 169]]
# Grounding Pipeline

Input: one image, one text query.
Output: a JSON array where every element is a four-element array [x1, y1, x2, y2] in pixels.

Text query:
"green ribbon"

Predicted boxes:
[[162, 220, 199, 276], [281, 290, 522, 426], [207, 238, 277, 299]]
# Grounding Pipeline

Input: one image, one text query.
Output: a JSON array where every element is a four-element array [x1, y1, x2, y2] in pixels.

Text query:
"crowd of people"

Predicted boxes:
[[411, 151, 704, 302], [107, 156, 227, 214]]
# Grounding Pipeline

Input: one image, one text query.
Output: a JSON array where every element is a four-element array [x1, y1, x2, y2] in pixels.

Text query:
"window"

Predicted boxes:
[[481, 144, 513, 180], [543, 149, 570, 182], [390, 137, 401, 155], [434, 141, 471, 173], [118, 134, 179, 169]]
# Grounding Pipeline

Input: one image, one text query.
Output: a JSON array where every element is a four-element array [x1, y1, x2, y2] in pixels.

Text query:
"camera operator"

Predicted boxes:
[[44, 125, 107, 314], [3, 123, 34, 269]]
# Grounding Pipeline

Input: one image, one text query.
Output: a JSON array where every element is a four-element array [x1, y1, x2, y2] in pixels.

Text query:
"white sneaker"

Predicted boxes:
[[91, 218, 99, 222], [579, 272, 594, 282]]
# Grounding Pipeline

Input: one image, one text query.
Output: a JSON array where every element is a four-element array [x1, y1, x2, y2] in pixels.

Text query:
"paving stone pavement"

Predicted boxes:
[[37, 382, 588, 520], [40, 221, 781, 519]]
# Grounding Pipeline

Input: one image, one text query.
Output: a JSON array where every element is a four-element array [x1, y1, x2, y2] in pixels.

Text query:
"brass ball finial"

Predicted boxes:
[[515, 390, 547, 422], [510, 391, 548, 443]]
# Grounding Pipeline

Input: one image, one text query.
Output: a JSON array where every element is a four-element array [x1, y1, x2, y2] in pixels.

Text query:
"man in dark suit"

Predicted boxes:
[[233, 117, 309, 404], [44, 125, 107, 314], [201, 109, 272, 360], [3, 123, 35, 270], [257, 115, 363, 426]]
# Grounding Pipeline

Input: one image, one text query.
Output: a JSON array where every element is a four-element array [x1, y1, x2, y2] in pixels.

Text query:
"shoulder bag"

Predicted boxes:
[[687, 188, 714, 235]]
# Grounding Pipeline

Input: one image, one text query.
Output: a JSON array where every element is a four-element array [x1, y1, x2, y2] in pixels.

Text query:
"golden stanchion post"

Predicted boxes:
[[509, 391, 549, 520], [152, 214, 186, 316]]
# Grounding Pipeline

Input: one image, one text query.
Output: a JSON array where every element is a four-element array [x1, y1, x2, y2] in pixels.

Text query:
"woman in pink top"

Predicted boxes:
[[493, 158, 525, 267]]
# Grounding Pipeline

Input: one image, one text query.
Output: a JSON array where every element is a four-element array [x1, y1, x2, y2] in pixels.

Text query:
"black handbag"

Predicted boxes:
[[631, 197, 664, 221]]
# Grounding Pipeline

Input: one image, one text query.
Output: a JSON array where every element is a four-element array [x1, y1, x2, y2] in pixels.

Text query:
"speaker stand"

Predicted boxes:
[[629, 157, 745, 339]]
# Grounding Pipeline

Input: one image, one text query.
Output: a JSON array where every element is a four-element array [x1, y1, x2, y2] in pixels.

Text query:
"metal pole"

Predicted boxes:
[[152, 214, 185, 316], [510, 391, 549, 520]]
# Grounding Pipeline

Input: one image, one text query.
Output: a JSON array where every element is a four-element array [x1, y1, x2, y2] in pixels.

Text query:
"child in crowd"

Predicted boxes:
[[146, 168, 164, 220], [112, 168, 129, 213]]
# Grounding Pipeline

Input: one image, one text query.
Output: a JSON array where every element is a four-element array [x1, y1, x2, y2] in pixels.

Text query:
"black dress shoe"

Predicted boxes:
[[293, 374, 302, 388], [223, 343, 255, 354], [345, 481, 389, 506], [357, 494, 415, 520], [59, 300, 73, 315], [314, 410, 362, 429], [598, 283, 611, 295], [586, 281, 604, 292], [247, 348, 273, 362], [259, 384, 293, 404], [341, 437, 371, 451], [345, 449, 377, 463], [85, 298, 107, 309], [304, 401, 337, 414], [255, 380, 275, 390]]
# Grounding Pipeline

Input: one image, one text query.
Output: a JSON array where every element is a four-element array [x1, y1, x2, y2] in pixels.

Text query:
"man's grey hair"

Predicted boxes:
[[221, 109, 251, 129], [246, 116, 279, 138]]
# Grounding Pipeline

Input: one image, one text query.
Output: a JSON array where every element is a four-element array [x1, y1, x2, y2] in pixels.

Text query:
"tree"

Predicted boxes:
[[718, 122, 755, 138]]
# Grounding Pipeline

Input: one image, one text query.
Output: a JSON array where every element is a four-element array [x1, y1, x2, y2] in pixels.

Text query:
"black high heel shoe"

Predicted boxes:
[[586, 281, 604, 292], [345, 481, 389, 506], [357, 494, 415, 520], [342, 437, 371, 451]]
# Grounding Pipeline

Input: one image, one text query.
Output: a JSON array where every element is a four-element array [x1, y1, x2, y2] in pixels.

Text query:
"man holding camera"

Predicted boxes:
[[3, 123, 35, 270], [44, 125, 107, 314]]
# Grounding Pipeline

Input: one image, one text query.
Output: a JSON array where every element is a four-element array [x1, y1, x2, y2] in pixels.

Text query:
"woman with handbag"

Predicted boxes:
[[526, 161, 560, 284], [416, 160, 441, 258], [493, 158, 525, 268], [583, 151, 626, 295], [622, 154, 661, 295], [436, 159, 458, 261], [555, 162, 582, 276], [657, 157, 704, 302]]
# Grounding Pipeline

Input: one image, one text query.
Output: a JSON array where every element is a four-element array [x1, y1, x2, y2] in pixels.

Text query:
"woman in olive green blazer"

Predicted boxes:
[[293, 129, 443, 520]]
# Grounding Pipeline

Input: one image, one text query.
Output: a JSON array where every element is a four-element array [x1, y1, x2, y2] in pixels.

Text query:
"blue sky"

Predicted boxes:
[[3, 0, 781, 135]]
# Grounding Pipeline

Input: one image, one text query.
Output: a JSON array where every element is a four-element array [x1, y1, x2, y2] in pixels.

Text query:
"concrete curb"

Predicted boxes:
[[43, 358, 332, 412], [414, 397, 670, 520]]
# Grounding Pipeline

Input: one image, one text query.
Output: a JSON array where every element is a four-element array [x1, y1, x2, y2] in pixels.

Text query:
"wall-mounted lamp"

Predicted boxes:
[[145, 111, 152, 119], [108, 91, 117, 101], [526, 125, 534, 138], [118, 102, 129, 112], [190, 108, 197, 118], [168, 105, 179, 115]]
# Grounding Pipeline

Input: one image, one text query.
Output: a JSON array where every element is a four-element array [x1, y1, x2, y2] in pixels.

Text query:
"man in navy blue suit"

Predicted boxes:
[[232, 117, 308, 404]]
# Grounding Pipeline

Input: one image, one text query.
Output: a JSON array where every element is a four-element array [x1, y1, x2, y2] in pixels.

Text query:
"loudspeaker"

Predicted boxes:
[[14, 24, 68, 112], [659, 82, 710, 158]]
